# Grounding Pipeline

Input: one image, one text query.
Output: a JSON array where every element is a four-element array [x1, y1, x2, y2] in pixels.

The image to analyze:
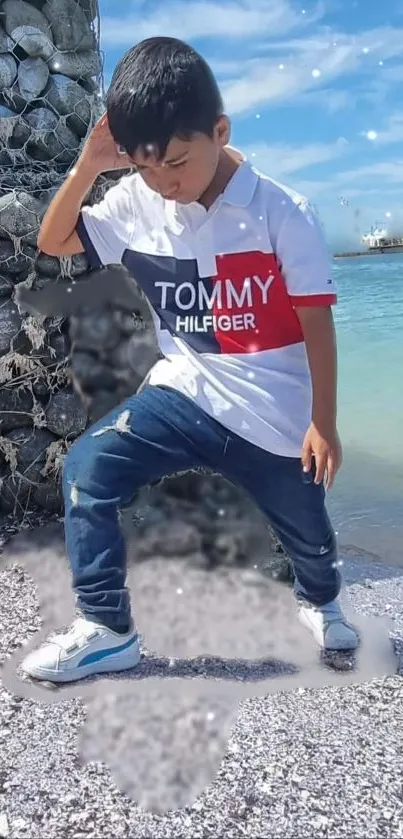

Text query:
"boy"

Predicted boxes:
[[22, 36, 358, 683]]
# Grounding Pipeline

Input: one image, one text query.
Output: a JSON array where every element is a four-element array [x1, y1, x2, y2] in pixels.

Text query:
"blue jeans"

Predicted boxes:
[[63, 384, 340, 630]]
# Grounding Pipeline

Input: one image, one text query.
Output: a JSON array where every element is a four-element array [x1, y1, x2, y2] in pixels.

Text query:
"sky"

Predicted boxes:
[[97, 0, 403, 251]]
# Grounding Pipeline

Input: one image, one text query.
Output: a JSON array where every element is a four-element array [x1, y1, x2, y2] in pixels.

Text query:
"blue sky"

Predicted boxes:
[[97, 0, 403, 250]]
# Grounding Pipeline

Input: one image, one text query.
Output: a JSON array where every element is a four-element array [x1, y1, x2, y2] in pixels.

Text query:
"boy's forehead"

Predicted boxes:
[[132, 134, 202, 166]]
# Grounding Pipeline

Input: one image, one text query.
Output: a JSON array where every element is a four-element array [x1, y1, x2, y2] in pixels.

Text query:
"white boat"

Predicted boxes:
[[362, 223, 403, 252]]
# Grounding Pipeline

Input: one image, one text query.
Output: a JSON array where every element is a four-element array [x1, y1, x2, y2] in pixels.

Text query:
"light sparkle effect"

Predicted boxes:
[[366, 130, 377, 141], [311, 68, 321, 78]]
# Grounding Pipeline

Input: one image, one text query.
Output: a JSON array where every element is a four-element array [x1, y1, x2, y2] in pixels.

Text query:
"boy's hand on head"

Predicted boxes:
[[80, 113, 134, 176], [301, 422, 342, 491]]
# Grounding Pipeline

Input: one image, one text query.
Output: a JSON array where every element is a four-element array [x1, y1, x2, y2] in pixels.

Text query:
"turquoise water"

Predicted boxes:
[[328, 254, 403, 566]]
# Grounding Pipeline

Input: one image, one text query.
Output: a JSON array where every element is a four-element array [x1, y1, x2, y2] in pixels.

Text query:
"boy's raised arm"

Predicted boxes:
[[38, 115, 133, 258]]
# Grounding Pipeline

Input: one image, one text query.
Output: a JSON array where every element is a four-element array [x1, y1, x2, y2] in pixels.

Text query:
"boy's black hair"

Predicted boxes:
[[106, 37, 224, 160]]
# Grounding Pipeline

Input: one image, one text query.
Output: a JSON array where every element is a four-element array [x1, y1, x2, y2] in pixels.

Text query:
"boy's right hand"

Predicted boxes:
[[79, 113, 134, 176]]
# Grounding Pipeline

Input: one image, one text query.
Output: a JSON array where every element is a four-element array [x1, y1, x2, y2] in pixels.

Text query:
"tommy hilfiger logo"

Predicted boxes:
[[155, 274, 275, 334]]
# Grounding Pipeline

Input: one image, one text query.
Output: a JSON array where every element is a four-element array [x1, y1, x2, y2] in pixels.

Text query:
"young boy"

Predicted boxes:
[[21, 36, 358, 683]]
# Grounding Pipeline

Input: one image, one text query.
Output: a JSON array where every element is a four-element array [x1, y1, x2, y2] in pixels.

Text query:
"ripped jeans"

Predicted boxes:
[[63, 384, 340, 630]]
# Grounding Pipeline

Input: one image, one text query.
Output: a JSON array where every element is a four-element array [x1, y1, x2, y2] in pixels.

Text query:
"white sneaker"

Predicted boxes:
[[298, 597, 359, 651], [21, 616, 141, 683]]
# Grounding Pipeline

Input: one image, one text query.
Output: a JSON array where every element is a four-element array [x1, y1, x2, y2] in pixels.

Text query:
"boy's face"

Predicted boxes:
[[127, 115, 230, 205]]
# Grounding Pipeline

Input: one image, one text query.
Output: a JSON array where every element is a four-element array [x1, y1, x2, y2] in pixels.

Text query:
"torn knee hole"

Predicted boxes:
[[91, 409, 131, 438], [70, 483, 79, 507]]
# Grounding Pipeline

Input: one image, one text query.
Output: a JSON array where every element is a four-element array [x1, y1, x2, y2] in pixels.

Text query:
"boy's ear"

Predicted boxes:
[[215, 115, 231, 147]]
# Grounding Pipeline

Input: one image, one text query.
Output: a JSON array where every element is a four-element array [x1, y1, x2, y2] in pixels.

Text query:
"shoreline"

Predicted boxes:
[[334, 248, 403, 258]]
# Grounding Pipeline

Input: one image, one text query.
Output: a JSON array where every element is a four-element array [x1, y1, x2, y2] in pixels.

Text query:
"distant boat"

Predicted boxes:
[[334, 223, 403, 258], [361, 224, 403, 253]]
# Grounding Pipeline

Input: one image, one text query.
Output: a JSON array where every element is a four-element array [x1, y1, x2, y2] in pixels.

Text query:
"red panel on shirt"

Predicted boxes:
[[289, 293, 337, 307], [211, 251, 304, 354]]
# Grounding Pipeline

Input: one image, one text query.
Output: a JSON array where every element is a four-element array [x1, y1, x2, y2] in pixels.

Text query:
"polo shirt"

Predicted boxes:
[[76, 153, 336, 457]]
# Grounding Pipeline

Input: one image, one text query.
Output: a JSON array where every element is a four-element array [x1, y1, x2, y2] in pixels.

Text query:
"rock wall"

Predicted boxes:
[[0, 0, 103, 515]]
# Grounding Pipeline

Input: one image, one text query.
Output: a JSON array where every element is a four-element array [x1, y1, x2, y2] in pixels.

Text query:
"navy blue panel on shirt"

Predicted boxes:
[[123, 249, 222, 354], [76, 214, 103, 269]]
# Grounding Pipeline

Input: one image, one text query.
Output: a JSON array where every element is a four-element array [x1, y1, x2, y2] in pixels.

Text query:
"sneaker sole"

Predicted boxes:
[[21, 640, 142, 684], [299, 610, 360, 651]]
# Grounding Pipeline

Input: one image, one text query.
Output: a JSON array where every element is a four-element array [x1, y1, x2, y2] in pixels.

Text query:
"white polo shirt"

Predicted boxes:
[[76, 156, 336, 457]]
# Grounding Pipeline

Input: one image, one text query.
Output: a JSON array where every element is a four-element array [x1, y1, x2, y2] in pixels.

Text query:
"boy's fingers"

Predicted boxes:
[[314, 453, 326, 484], [301, 445, 312, 473]]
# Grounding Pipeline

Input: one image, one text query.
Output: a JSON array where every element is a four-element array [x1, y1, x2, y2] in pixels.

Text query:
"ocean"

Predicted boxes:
[[329, 253, 403, 567]]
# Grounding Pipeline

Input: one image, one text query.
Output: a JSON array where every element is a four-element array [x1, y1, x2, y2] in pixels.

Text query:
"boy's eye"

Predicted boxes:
[[171, 160, 187, 168]]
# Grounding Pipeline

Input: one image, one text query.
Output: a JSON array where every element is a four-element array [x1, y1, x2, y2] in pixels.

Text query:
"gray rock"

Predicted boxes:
[[7, 25, 54, 60], [45, 389, 87, 437], [6, 427, 56, 472], [43, 0, 94, 51], [0, 105, 16, 118], [0, 23, 15, 53], [3, 1, 52, 39], [0, 387, 33, 431], [69, 252, 89, 276], [0, 192, 42, 243], [0, 274, 13, 297], [33, 479, 62, 511], [0, 54, 17, 92], [0, 108, 30, 149], [77, 0, 98, 22], [0, 150, 12, 166], [49, 49, 101, 80], [24, 106, 58, 132], [0, 240, 36, 275], [35, 252, 60, 277], [0, 240, 20, 271], [25, 107, 80, 165], [18, 57, 49, 101], [44, 74, 92, 137], [0, 472, 34, 513], [0, 299, 24, 355], [1, 80, 28, 115]]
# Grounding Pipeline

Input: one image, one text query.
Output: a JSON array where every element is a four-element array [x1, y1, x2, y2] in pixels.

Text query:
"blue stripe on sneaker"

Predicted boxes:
[[77, 634, 139, 667]]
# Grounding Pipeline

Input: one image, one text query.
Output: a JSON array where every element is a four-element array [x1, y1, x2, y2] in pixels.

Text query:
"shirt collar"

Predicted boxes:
[[136, 147, 259, 226], [220, 151, 259, 208]]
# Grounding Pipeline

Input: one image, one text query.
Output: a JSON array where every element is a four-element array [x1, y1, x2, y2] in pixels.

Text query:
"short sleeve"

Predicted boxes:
[[272, 198, 337, 307], [76, 175, 136, 268]]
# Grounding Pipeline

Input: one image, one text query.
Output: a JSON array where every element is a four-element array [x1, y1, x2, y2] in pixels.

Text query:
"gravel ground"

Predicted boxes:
[[0, 523, 403, 838]]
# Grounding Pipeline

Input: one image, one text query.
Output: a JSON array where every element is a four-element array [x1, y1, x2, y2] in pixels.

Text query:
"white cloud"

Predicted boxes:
[[221, 27, 403, 115], [295, 88, 353, 114], [360, 113, 403, 146], [243, 137, 349, 179], [336, 160, 403, 183], [99, 0, 403, 117], [100, 0, 322, 47]]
